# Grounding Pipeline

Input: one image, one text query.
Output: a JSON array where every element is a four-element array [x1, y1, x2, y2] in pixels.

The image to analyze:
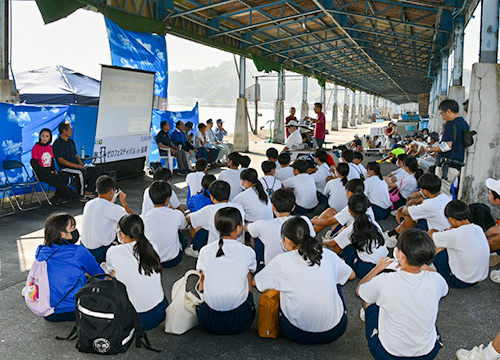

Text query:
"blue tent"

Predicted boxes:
[[15, 65, 100, 106]]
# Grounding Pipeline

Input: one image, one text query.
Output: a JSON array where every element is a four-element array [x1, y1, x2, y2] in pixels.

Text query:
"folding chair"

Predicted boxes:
[[0, 178, 15, 217], [2, 160, 43, 211]]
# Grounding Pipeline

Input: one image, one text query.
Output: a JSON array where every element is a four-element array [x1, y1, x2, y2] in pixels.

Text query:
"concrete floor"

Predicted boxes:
[[1, 124, 499, 359]]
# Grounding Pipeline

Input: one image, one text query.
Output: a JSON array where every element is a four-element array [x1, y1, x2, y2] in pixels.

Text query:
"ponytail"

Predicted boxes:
[[348, 195, 384, 254], [404, 156, 423, 180], [367, 161, 383, 180], [281, 217, 322, 266], [336, 162, 349, 187], [216, 235, 225, 257], [214, 207, 242, 258], [118, 214, 161, 276], [241, 168, 268, 204]]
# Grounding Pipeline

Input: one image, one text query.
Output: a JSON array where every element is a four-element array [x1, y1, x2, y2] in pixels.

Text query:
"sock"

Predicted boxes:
[[483, 342, 500, 360], [388, 229, 398, 237]]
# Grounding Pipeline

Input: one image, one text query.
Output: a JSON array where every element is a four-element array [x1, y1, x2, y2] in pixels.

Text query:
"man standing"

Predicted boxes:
[[53, 120, 102, 197], [425, 99, 469, 196], [310, 102, 326, 148], [156, 120, 189, 175], [285, 107, 297, 137], [171, 120, 196, 166]]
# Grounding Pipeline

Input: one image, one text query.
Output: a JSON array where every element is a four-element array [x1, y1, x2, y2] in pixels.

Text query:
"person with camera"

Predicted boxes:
[[425, 99, 469, 196]]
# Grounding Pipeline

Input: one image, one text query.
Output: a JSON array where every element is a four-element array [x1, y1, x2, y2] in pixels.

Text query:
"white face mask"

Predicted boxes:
[[280, 238, 288, 253], [393, 247, 401, 263], [112, 189, 119, 203]]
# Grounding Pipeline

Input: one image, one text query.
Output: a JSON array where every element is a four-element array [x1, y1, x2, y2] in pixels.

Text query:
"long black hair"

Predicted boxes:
[[367, 161, 383, 180], [214, 207, 242, 257], [348, 194, 384, 254], [38, 128, 53, 145], [281, 216, 322, 266], [44, 212, 76, 246], [118, 214, 161, 276], [200, 174, 216, 198], [336, 162, 350, 187], [404, 156, 424, 180], [240, 168, 268, 204]]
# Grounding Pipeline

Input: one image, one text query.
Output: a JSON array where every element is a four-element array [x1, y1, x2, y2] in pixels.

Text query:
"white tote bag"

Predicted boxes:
[[165, 269, 204, 335]]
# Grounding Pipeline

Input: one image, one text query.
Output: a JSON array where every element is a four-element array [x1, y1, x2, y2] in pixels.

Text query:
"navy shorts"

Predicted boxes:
[[433, 249, 475, 289]]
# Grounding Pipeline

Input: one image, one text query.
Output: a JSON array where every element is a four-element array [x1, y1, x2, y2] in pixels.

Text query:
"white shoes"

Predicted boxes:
[[384, 231, 398, 248], [184, 245, 199, 259], [390, 210, 398, 217], [490, 270, 500, 284], [456, 345, 486, 360], [359, 308, 365, 322]]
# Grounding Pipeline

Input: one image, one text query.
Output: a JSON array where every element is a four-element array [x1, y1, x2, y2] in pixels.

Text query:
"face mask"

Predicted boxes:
[[240, 181, 246, 190], [112, 189, 119, 202], [393, 247, 401, 263], [280, 239, 288, 253], [65, 229, 80, 244]]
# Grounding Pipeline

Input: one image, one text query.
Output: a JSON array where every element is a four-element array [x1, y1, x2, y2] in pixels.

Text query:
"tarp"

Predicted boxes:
[[34, 0, 166, 35], [105, 19, 168, 98], [15, 65, 100, 105], [252, 54, 281, 73]]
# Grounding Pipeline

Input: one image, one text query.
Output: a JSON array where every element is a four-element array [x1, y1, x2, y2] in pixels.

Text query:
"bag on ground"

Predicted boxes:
[[258, 289, 280, 338], [165, 270, 204, 335]]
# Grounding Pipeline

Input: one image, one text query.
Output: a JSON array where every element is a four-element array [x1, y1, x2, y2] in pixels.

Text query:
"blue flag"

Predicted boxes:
[[105, 18, 168, 98]]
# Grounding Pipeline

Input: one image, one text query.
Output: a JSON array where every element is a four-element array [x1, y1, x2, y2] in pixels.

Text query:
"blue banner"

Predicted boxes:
[[105, 18, 168, 98]]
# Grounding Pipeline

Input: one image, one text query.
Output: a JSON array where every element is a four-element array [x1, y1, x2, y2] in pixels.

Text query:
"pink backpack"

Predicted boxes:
[[24, 247, 61, 317]]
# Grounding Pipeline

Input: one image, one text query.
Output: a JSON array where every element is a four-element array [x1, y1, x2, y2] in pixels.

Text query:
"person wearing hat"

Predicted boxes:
[[349, 134, 362, 151], [285, 107, 297, 137], [418, 132, 440, 172], [281, 120, 302, 153]]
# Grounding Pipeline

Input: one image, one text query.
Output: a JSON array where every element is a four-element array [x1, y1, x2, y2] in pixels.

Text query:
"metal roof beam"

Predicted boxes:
[[168, 0, 239, 19]]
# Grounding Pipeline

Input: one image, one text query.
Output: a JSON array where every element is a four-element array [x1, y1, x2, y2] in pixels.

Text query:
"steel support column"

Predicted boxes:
[[452, 17, 465, 86], [300, 75, 308, 122], [331, 84, 339, 131], [440, 53, 448, 95], [480, 0, 499, 63]]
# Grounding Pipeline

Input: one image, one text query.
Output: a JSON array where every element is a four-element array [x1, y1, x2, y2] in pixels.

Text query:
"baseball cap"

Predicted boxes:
[[486, 178, 500, 195], [354, 134, 359, 138], [286, 120, 299, 127], [216, 119, 223, 123]]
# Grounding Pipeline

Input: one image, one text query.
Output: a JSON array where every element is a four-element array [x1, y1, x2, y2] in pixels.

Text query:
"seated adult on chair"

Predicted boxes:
[[156, 120, 189, 175], [171, 120, 196, 166], [52, 121, 102, 196], [31, 128, 79, 204], [281, 120, 302, 153]]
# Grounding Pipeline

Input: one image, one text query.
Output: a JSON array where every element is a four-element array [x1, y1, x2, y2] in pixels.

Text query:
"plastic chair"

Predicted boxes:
[[0, 178, 15, 217], [2, 160, 43, 211]]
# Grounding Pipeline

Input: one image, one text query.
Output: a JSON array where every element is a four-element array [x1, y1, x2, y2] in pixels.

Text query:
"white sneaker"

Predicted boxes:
[[490, 270, 500, 284], [384, 231, 398, 248], [456, 345, 486, 360], [359, 308, 365, 322], [322, 229, 335, 245], [390, 210, 397, 217], [184, 245, 199, 259]]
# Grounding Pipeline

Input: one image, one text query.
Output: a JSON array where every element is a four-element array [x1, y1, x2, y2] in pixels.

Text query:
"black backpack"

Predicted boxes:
[[453, 121, 476, 148], [58, 274, 159, 355]]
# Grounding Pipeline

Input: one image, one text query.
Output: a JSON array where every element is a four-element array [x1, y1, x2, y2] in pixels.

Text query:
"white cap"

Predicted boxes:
[[354, 134, 359, 138], [286, 120, 299, 127], [486, 178, 500, 195]]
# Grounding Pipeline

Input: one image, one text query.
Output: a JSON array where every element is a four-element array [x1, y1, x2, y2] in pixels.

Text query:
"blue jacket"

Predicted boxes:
[[36, 243, 103, 314], [171, 129, 189, 146], [187, 190, 213, 212]]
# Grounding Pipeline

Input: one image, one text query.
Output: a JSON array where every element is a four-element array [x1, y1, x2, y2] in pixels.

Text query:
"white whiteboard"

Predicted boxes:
[[95, 66, 155, 139]]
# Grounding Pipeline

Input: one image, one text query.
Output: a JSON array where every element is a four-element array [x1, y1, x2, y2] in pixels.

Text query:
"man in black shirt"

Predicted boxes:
[[156, 120, 189, 174], [53, 121, 102, 196]]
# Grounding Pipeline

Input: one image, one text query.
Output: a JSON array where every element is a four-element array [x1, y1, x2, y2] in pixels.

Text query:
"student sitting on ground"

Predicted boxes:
[[233, 168, 273, 222], [142, 180, 188, 268], [254, 216, 355, 345], [352, 151, 367, 179], [282, 159, 318, 214], [218, 152, 243, 201], [239, 155, 251, 171], [196, 207, 256, 335], [357, 229, 448, 360], [276, 152, 294, 182], [245, 188, 315, 267], [323, 194, 388, 278], [106, 214, 167, 331], [323, 162, 349, 213], [266, 147, 280, 169], [387, 156, 422, 210], [418, 132, 440, 173], [429, 200, 490, 289], [35, 213, 102, 322], [259, 161, 282, 197], [312, 179, 374, 235], [81, 175, 132, 263], [386, 174, 451, 245], [485, 178, 500, 254], [377, 144, 406, 164], [364, 162, 392, 220], [186, 158, 208, 198], [341, 149, 361, 181], [311, 149, 333, 204], [384, 153, 408, 186], [187, 174, 216, 213], [185, 180, 245, 257], [141, 167, 182, 215]]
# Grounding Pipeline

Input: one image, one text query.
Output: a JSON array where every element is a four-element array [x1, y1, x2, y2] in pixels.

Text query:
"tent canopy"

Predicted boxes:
[[15, 65, 100, 106]]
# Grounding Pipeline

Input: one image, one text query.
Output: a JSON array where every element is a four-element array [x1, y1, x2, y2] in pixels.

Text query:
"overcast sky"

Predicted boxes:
[[12, 0, 482, 82]]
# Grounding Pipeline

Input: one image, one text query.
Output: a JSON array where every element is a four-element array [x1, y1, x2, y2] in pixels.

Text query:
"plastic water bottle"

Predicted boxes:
[[81, 146, 85, 158]]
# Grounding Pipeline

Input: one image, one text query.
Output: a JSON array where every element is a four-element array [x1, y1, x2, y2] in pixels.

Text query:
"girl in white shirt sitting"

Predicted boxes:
[[365, 162, 392, 220], [254, 217, 355, 345], [388, 156, 422, 210], [196, 207, 257, 335], [323, 162, 349, 212], [107, 214, 167, 331], [357, 229, 448, 359], [234, 168, 273, 222], [324, 194, 388, 278]]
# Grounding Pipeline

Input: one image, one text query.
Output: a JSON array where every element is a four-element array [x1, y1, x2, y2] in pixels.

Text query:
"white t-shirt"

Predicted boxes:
[[346, 163, 361, 181], [196, 239, 256, 311], [352, 163, 367, 178], [142, 207, 188, 262], [407, 193, 451, 231], [324, 178, 348, 211], [364, 176, 392, 209], [232, 187, 273, 222], [186, 171, 205, 197], [359, 271, 448, 357], [398, 173, 417, 199], [285, 128, 302, 149], [218, 168, 243, 201], [193, 130, 205, 148], [390, 168, 408, 181], [189, 202, 246, 244], [255, 249, 352, 332], [276, 166, 295, 182], [433, 224, 490, 283], [282, 173, 318, 209], [141, 186, 181, 216], [335, 205, 375, 226], [106, 242, 164, 313], [311, 163, 331, 195], [81, 198, 127, 249], [247, 216, 316, 265], [259, 175, 282, 195]]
